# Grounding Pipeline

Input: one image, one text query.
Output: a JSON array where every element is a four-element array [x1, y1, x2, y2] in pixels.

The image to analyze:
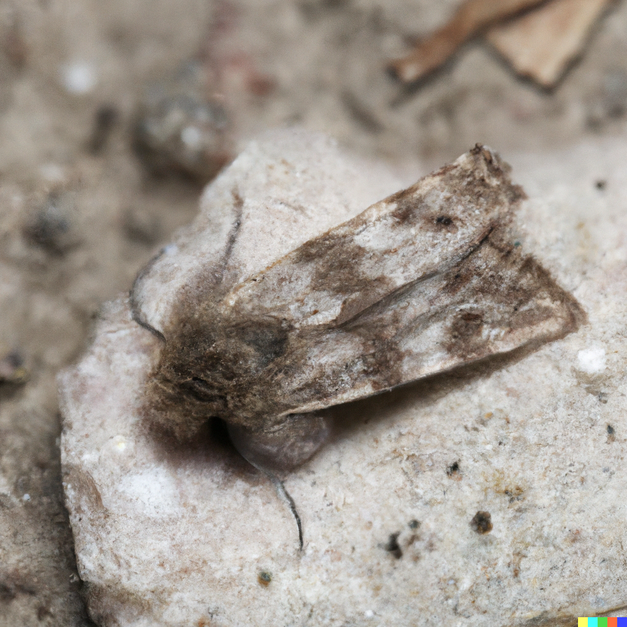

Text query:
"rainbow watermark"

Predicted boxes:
[[578, 619, 627, 626]]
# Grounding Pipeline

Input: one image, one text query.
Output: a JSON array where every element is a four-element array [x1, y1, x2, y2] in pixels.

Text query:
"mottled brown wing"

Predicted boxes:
[[236, 228, 583, 419], [214, 148, 582, 421]]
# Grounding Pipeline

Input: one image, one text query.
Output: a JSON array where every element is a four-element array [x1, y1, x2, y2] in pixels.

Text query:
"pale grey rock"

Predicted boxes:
[[60, 129, 627, 626]]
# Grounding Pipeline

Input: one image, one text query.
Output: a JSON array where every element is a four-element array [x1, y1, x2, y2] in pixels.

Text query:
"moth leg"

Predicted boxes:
[[228, 412, 331, 550], [259, 467, 304, 551]]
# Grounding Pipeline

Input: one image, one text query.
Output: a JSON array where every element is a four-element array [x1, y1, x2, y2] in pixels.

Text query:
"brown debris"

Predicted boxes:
[[470, 511, 493, 534], [389, 0, 612, 88], [486, 0, 613, 88]]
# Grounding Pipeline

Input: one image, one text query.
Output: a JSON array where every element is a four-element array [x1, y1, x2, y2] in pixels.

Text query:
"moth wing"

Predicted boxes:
[[148, 145, 583, 437], [248, 229, 583, 417], [221, 148, 582, 419]]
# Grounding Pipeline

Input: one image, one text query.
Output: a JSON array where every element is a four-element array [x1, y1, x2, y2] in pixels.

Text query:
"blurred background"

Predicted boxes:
[[0, 1, 625, 624]]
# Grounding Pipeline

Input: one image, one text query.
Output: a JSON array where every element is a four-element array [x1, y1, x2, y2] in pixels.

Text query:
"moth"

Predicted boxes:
[[130, 144, 583, 546]]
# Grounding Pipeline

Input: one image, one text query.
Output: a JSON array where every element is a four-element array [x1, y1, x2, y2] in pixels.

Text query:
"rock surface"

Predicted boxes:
[[60, 129, 627, 626]]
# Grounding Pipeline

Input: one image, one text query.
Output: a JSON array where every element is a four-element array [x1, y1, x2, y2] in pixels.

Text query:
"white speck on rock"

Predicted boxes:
[[22, 493, 30, 502], [114, 437, 127, 451], [61, 61, 97, 95], [181, 126, 203, 149], [577, 346, 606, 374]]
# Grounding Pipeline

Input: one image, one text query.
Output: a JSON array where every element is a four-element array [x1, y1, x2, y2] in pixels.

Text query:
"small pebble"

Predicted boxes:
[[133, 61, 231, 182], [470, 511, 493, 534], [23, 193, 78, 255], [0, 351, 28, 384]]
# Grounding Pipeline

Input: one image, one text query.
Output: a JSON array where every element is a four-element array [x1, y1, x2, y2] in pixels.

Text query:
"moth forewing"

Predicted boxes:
[[232, 229, 583, 422]]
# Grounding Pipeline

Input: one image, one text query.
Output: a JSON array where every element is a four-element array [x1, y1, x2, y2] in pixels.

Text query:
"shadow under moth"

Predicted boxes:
[[131, 144, 584, 548]]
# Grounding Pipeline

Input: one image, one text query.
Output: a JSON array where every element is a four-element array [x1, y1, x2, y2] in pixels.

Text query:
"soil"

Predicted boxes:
[[0, 0, 625, 625]]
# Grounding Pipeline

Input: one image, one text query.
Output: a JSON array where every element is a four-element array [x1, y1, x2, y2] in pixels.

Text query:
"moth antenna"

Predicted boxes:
[[128, 247, 167, 342], [130, 309, 166, 342]]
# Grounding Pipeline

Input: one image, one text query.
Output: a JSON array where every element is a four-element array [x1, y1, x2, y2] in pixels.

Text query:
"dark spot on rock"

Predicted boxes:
[[607, 424, 616, 443], [408, 519, 420, 530], [436, 216, 453, 226], [23, 194, 77, 255], [598, 392, 609, 404], [446, 461, 461, 478], [0, 350, 28, 385], [595, 179, 607, 190], [257, 571, 272, 586], [383, 532, 403, 559], [504, 486, 524, 503], [88, 104, 119, 154], [470, 511, 493, 534]]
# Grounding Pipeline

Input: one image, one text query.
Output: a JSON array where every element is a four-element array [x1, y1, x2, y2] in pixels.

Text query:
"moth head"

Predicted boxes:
[[144, 312, 291, 440]]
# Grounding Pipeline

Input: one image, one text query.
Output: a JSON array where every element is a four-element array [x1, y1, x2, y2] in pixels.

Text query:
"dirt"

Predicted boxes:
[[0, 0, 625, 625]]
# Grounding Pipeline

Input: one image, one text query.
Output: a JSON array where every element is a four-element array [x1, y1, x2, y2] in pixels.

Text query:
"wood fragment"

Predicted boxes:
[[388, 0, 547, 83], [485, 0, 612, 88]]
